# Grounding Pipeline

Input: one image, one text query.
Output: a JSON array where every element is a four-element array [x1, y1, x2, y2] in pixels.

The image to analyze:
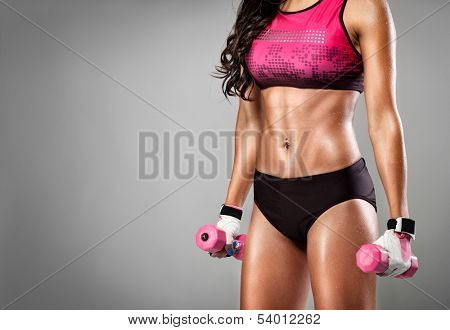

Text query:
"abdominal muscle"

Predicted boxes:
[[255, 86, 362, 178]]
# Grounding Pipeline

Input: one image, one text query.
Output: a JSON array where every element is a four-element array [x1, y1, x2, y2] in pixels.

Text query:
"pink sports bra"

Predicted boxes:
[[245, 0, 364, 93]]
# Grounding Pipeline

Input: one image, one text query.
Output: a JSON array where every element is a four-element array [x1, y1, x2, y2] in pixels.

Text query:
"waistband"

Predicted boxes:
[[254, 157, 366, 184]]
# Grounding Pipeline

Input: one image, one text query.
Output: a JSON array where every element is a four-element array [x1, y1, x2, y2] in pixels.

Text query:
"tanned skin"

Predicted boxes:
[[211, 0, 409, 310]]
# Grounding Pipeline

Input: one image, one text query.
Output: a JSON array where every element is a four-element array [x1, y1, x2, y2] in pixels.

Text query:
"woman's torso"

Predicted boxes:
[[256, 87, 361, 178], [245, 0, 364, 178]]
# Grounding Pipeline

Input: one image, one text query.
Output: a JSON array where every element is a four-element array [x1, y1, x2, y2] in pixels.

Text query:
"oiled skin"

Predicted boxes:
[[256, 88, 361, 178], [211, 0, 410, 310]]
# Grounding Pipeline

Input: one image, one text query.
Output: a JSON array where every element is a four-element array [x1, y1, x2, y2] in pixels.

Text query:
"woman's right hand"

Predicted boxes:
[[209, 244, 234, 259], [209, 204, 243, 259]]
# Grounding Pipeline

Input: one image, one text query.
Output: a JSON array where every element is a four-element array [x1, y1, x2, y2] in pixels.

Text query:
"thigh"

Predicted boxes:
[[240, 203, 310, 310], [307, 199, 379, 310]]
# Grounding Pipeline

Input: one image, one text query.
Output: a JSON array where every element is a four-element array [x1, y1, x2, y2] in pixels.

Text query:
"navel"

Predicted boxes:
[[284, 137, 290, 150]]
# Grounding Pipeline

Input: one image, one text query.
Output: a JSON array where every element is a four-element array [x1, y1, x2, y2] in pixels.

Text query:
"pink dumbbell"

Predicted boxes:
[[195, 224, 247, 260], [356, 233, 418, 278]]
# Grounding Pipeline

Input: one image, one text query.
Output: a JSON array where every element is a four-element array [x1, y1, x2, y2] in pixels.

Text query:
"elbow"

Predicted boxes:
[[236, 118, 262, 145], [246, 119, 263, 133], [240, 113, 263, 134], [368, 109, 404, 140]]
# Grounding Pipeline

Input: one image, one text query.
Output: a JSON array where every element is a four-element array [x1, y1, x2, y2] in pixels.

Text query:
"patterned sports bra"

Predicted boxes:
[[245, 0, 364, 93]]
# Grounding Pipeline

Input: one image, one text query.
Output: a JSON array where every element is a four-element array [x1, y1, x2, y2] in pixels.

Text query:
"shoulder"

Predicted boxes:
[[344, 0, 389, 14], [343, 0, 394, 35]]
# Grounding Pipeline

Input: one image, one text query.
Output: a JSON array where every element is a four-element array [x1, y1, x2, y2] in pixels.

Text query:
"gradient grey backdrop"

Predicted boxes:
[[0, 0, 449, 309]]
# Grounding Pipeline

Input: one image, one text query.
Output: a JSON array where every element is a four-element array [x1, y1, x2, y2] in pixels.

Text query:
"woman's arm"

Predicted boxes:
[[224, 75, 262, 208], [349, 0, 409, 218]]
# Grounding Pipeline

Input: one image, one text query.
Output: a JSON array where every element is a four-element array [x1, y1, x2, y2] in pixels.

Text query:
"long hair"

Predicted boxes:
[[211, 0, 286, 101]]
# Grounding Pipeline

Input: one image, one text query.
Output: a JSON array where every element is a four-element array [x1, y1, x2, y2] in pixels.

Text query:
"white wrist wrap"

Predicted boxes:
[[373, 229, 412, 277], [216, 215, 240, 245]]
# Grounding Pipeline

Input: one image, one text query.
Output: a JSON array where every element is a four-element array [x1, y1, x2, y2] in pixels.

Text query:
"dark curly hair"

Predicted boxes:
[[211, 0, 287, 101]]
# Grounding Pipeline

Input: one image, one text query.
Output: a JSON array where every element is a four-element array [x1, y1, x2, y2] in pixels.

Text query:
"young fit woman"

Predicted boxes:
[[211, 0, 411, 309]]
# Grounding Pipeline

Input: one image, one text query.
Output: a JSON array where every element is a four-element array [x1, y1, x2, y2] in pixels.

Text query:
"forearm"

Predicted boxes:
[[224, 164, 254, 208], [224, 110, 261, 208], [369, 112, 409, 218]]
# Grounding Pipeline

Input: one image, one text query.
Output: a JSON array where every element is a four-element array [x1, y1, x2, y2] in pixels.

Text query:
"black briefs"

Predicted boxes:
[[253, 157, 377, 248]]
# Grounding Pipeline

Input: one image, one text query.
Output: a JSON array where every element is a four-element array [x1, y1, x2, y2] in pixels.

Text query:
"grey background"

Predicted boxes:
[[0, 0, 449, 309]]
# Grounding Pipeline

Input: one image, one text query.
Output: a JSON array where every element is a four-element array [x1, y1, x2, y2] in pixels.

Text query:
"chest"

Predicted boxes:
[[244, 10, 364, 91]]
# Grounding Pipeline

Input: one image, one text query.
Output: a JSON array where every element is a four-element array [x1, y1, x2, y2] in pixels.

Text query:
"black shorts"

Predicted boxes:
[[253, 157, 377, 248]]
